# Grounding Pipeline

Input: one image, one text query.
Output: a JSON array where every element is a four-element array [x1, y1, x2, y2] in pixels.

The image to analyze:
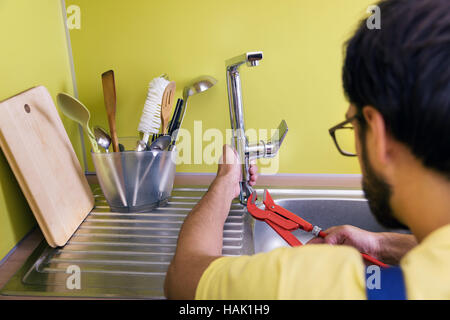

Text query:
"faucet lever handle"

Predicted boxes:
[[246, 120, 289, 160], [271, 120, 288, 147], [265, 120, 288, 158]]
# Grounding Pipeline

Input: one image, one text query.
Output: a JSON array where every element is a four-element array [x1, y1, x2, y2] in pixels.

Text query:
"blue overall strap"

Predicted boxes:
[[366, 266, 407, 300]]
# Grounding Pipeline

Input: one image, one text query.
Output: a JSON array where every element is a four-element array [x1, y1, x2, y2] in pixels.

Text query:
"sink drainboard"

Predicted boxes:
[[0, 187, 254, 299]]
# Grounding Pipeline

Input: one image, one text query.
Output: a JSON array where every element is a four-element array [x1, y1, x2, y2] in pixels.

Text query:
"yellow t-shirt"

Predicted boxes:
[[196, 224, 450, 299]]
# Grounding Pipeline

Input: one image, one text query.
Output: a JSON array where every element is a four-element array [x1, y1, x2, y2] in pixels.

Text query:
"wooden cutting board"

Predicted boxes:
[[0, 86, 94, 247]]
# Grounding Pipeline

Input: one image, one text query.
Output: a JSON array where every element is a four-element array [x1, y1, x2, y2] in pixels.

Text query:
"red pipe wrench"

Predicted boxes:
[[247, 190, 388, 268]]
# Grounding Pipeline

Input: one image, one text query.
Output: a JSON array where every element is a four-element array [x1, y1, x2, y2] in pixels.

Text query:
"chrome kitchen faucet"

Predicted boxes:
[[225, 51, 288, 204]]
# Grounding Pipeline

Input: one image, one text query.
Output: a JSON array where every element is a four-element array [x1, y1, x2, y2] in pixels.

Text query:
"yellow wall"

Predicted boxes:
[[0, 0, 79, 261], [67, 0, 373, 174]]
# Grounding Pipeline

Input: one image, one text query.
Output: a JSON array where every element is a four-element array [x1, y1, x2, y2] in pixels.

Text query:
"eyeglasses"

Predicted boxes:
[[328, 114, 362, 157]]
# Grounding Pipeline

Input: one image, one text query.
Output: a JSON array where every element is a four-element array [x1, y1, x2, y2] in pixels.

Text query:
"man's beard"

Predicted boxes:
[[360, 139, 408, 230]]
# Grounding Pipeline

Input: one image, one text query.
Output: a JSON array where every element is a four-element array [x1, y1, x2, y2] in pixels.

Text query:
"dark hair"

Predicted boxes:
[[343, 0, 450, 178]]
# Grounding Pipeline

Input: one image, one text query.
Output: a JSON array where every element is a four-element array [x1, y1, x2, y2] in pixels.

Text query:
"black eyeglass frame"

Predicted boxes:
[[328, 113, 363, 157]]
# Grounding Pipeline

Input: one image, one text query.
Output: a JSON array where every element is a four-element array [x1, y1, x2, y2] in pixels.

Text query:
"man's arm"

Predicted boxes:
[[164, 176, 234, 299], [308, 225, 417, 265], [164, 145, 257, 299], [376, 231, 418, 265]]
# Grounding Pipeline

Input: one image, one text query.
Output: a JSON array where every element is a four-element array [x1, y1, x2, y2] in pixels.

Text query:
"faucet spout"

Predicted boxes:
[[225, 51, 288, 204]]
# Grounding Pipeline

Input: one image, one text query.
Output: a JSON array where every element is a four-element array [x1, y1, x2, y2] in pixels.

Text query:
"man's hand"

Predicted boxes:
[[308, 225, 417, 265], [217, 145, 258, 199], [308, 225, 381, 258]]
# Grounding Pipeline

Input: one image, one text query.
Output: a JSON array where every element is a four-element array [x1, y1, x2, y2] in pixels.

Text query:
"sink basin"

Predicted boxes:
[[253, 192, 409, 253]]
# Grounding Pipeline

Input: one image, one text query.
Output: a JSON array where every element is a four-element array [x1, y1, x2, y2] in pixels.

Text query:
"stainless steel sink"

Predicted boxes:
[[1, 186, 409, 299], [252, 188, 409, 254]]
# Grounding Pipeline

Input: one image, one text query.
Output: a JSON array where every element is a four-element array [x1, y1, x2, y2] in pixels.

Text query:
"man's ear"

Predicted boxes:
[[362, 106, 389, 166]]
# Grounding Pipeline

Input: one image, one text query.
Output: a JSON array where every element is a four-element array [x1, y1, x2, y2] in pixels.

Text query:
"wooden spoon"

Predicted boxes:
[[101, 70, 119, 152], [160, 81, 176, 135]]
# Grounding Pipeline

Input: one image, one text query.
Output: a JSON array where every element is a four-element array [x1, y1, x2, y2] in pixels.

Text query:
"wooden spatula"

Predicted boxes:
[[161, 81, 176, 135], [102, 70, 119, 152]]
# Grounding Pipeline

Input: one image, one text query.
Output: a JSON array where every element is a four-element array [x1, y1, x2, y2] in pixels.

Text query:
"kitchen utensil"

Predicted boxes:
[[100, 71, 127, 204], [171, 75, 217, 144], [57, 92, 99, 153], [135, 141, 146, 152], [94, 126, 111, 153], [137, 75, 170, 150], [150, 135, 171, 151], [168, 98, 183, 137], [247, 190, 389, 268], [161, 81, 176, 135], [101, 70, 119, 152], [0, 86, 94, 247]]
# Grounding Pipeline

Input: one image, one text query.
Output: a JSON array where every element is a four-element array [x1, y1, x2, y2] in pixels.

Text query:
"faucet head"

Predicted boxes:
[[246, 52, 263, 67], [226, 51, 263, 70]]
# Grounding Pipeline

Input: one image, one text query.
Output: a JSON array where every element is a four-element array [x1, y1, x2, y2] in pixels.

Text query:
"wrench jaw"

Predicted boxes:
[[262, 189, 275, 208], [247, 191, 266, 220]]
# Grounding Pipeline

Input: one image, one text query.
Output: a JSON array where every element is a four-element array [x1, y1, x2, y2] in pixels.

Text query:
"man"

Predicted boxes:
[[165, 0, 450, 299]]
